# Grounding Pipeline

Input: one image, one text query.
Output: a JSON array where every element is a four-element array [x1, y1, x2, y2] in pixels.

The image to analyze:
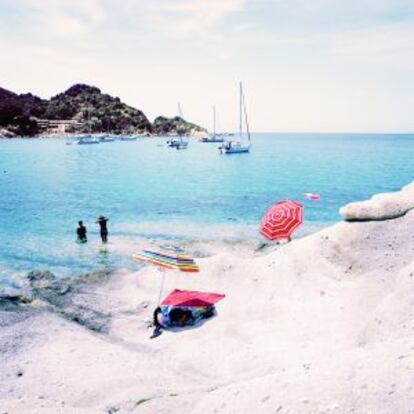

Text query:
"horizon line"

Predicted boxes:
[[238, 131, 414, 135]]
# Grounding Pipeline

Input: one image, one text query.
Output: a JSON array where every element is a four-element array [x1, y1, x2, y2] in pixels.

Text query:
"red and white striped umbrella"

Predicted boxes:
[[260, 200, 303, 241]]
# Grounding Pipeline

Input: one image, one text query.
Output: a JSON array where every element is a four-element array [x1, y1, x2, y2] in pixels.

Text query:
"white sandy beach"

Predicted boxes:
[[1, 183, 413, 414]]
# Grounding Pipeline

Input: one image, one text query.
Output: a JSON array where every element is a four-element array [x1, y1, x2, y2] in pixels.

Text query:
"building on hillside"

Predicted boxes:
[[36, 119, 81, 134]]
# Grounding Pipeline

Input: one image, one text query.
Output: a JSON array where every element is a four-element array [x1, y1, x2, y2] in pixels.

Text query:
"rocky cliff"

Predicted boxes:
[[0, 84, 205, 137], [152, 115, 206, 136], [0, 87, 46, 136]]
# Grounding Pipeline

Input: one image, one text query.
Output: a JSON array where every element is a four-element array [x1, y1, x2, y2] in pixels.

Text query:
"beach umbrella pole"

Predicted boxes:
[[157, 269, 166, 306]]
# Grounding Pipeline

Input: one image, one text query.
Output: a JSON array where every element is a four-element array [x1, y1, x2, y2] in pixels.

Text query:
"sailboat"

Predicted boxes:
[[167, 102, 189, 150], [201, 106, 225, 143], [220, 82, 251, 154]]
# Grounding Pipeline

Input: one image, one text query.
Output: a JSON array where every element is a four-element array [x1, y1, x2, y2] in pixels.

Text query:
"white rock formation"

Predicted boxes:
[[340, 182, 414, 221]]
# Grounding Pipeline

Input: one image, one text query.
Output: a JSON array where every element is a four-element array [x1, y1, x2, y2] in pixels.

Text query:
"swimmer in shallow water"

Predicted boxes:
[[96, 215, 109, 243], [76, 221, 87, 243]]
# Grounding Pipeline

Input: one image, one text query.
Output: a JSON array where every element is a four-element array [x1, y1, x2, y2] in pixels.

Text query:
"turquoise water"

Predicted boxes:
[[0, 133, 413, 283]]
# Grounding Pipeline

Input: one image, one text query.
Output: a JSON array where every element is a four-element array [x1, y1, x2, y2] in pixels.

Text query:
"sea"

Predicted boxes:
[[0, 133, 413, 288]]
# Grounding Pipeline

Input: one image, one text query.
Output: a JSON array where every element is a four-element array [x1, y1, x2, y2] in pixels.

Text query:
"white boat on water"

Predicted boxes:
[[99, 135, 115, 143], [119, 136, 138, 141], [219, 82, 251, 154], [167, 102, 189, 149], [74, 135, 100, 145], [201, 106, 225, 143], [167, 136, 188, 149]]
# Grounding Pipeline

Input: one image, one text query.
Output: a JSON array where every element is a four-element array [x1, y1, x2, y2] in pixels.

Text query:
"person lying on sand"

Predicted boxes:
[[150, 290, 221, 338], [153, 305, 215, 330], [153, 306, 193, 328]]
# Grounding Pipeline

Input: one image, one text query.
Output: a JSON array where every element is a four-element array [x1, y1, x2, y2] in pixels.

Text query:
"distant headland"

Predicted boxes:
[[0, 84, 206, 138]]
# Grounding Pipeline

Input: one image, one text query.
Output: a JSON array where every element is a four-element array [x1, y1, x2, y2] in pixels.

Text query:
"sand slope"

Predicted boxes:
[[1, 184, 413, 413]]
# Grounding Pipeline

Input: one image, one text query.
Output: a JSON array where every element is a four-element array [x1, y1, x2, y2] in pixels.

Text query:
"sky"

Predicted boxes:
[[0, 0, 414, 132]]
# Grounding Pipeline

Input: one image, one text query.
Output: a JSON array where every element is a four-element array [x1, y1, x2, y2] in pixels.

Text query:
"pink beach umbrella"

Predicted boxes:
[[161, 289, 225, 308], [260, 200, 304, 241]]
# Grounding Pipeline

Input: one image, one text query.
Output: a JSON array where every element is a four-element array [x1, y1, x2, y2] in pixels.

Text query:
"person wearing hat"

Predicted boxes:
[[96, 215, 109, 243]]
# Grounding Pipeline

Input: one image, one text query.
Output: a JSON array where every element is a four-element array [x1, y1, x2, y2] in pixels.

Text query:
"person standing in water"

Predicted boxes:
[[96, 215, 109, 243], [76, 221, 87, 243]]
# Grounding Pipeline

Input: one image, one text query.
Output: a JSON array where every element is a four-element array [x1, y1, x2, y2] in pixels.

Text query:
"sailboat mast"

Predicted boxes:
[[239, 82, 243, 139], [242, 85, 251, 143], [213, 105, 216, 135], [177, 102, 183, 140]]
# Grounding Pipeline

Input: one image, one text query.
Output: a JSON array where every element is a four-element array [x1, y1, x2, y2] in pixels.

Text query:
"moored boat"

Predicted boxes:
[[219, 82, 251, 155], [167, 102, 189, 149], [119, 136, 138, 141], [200, 106, 225, 143], [167, 136, 188, 149], [75, 136, 100, 145], [201, 134, 225, 143], [99, 135, 115, 143], [220, 140, 250, 154]]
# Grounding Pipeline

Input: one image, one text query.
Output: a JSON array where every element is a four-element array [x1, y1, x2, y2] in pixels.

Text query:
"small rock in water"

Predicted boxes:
[[27, 270, 56, 284]]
